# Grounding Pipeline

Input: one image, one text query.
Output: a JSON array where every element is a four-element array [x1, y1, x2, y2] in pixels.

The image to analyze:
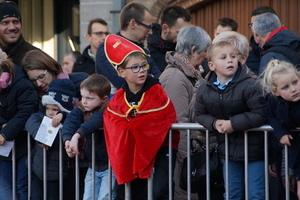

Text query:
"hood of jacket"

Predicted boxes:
[[147, 23, 176, 53]]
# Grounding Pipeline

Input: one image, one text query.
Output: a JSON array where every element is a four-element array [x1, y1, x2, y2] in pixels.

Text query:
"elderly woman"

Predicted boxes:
[[159, 25, 211, 199], [21, 50, 88, 99]]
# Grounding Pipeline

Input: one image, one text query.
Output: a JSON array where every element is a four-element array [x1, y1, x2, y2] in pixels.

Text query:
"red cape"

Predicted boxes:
[[104, 84, 177, 184]]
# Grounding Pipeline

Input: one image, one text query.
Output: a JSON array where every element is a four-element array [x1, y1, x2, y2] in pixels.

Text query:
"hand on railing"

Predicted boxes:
[[282, 174, 296, 193], [214, 119, 233, 134], [65, 140, 76, 158], [38, 143, 49, 150], [279, 134, 293, 146]]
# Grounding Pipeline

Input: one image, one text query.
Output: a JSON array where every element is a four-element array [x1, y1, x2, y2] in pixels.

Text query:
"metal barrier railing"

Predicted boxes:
[[8, 123, 294, 200]]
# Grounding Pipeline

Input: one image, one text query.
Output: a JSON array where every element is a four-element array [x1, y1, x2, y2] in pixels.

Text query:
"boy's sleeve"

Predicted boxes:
[[76, 109, 105, 138], [61, 108, 83, 143], [194, 85, 217, 131], [230, 81, 267, 131]]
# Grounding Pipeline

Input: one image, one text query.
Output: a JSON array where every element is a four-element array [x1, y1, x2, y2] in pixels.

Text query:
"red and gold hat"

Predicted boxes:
[[104, 34, 149, 69]]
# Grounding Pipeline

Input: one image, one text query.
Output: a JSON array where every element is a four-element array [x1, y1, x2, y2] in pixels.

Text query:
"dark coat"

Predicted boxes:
[[265, 94, 300, 168], [72, 45, 96, 75], [147, 23, 176, 72], [0, 65, 39, 160], [195, 64, 267, 161], [246, 36, 262, 75], [62, 105, 108, 170], [25, 111, 68, 181], [259, 27, 300, 75], [3, 36, 40, 67], [96, 32, 161, 89]]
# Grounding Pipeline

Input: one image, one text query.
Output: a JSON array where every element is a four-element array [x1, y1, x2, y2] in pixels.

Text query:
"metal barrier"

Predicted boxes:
[[7, 123, 294, 200]]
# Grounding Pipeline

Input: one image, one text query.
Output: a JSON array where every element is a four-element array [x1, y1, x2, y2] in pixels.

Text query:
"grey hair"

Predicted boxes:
[[175, 25, 211, 55], [252, 12, 281, 37], [213, 31, 249, 56]]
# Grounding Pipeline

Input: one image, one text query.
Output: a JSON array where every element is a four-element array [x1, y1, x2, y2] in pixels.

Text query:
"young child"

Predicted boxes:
[[26, 78, 76, 200], [103, 34, 179, 199], [194, 41, 267, 199], [261, 59, 300, 199], [0, 59, 39, 200], [62, 74, 116, 200]]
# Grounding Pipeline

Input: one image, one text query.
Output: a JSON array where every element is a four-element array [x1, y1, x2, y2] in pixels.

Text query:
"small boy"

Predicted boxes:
[[103, 34, 179, 199], [62, 74, 116, 200], [194, 41, 267, 199], [26, 78, 76, 200]]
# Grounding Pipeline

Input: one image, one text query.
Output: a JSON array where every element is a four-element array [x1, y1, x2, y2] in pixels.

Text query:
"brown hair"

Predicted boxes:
[[118, 52, 147, 69], [80, 74, 111, 99], [21, 50, 62, 78], [119, 2, 150, 31], [87, 18, 108, 35], [0, 59, 15, 82]]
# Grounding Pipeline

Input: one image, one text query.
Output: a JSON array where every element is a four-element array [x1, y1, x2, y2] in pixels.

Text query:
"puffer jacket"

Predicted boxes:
[[0, 65, 39, 161], [195, 64, 267, 161]]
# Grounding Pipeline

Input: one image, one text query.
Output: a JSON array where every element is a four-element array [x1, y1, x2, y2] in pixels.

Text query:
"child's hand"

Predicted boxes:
[[279, 134, 293, 146], [0, 134, 6, 145], [65, 140, 75, 158], [69, 133, 81, 155], [215, 120, 233, 134], [38, 143, 49, 150], [52, 113, 63, 127]]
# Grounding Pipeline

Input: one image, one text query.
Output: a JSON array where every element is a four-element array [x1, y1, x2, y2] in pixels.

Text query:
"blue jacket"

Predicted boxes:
[[25, 111, 68, 181], [0, 65, 39, 160], [259, 27, 300, 75], [96, 32, 161, 89], [265, 94, 300, 168], [62, 103, 108, 170], [147, 23, 176, 72]]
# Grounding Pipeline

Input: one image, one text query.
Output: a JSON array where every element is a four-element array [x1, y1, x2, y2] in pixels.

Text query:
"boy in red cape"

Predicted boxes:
[[103, 34, 179, 199]]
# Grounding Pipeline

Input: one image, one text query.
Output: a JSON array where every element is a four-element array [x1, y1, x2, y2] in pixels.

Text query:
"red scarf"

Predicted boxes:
[[104, 84, 177, 184]]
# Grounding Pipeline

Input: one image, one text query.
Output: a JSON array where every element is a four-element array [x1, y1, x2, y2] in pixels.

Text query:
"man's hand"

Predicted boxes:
[[280, 134, 293, 146]]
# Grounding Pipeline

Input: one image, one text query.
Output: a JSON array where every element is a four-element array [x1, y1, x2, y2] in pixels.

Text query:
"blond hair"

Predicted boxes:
[[207, 41, 237, 62], [261, 59, 298, 94]]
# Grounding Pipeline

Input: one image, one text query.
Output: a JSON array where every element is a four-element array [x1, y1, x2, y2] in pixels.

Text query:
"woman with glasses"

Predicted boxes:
[[21, 50, 88, 100], [159, 25, 212, 199]]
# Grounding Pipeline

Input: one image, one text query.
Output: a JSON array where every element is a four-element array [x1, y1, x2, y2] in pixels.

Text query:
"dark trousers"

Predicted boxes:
[[116, 146, 177, 200], [30, 173, 59, 200]]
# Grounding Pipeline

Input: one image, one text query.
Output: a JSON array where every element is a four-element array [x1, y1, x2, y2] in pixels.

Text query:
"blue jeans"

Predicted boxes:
[[223, 160, 265, 200], [83, 167, 117, 200], [0, 155, 28, 200]]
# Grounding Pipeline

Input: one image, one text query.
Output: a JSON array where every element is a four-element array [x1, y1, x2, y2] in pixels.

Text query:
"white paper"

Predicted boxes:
[[35, 116, 62, 147], [0, 141, 14, 157]]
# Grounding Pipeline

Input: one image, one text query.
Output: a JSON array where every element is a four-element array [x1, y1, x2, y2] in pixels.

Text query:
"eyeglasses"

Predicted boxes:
[[30, 70, 47, 84], [124, 63, 150, 73], [135, 19, 153, 30], [91, 31, 110, 37]]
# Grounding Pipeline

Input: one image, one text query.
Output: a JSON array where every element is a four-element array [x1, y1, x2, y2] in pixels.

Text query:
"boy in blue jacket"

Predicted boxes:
[[62, 74, 116, 200]]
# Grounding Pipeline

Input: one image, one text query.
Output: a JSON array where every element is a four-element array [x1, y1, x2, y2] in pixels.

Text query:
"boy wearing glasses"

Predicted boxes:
[[73, 18, 109, 75], [103, 34, 179, 199]]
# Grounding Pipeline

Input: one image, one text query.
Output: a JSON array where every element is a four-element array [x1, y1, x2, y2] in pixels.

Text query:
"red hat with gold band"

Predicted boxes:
[[104, 34, 149, 69]]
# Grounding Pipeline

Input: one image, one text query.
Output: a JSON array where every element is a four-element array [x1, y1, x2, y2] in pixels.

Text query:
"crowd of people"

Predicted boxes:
[[0, 1, 300, 200]]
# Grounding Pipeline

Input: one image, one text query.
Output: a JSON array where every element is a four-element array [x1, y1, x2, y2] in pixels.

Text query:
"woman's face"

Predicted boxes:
[[27, 69, 55, 93], [190, 48, 208, 67]]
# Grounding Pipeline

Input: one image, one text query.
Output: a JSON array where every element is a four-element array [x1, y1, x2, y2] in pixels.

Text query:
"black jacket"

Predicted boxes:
[[246, 36, 262, 75], [0, 65, 39, 160], [195, 64, 267, 161], [2, 36, 40, 67], [25, 111, 68, 181], [147, 23, 176, 72], [72, 45, 95, 75]]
